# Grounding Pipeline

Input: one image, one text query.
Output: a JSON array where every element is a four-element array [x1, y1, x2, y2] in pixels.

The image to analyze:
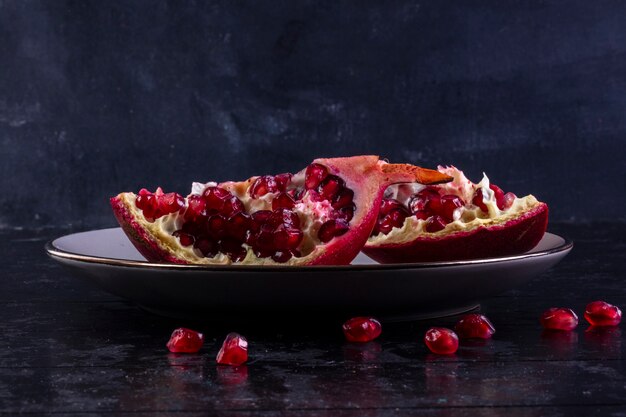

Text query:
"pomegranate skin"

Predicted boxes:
[[363, 202, 548, 263], [111, 156, 452, 266]]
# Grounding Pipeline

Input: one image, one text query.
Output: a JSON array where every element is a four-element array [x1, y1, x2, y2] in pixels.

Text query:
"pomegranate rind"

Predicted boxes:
[[110, 156, 452, 266], [363, 202, 548, 263]]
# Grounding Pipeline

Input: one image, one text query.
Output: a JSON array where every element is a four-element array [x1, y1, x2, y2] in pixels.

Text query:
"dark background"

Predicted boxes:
[[2, 0, 625, 230]]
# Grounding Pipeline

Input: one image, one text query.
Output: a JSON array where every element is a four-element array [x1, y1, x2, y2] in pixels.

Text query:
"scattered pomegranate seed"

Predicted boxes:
[[540, 307, 579, 331], [454, 314, 496, 339], [342, 317, 382, 342], [584, 301, 622, 327], [424, 327, 459, 354], [305, 163, 329, 189], [166, 328, 204, 353], [216, 333, 248, 366]]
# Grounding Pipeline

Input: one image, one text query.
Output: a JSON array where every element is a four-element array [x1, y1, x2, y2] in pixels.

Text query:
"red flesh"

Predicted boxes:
[[424, 327, 459, 354], [584, 301, 622, 327], [342, 317, 382, 343], [216, 332, 248, 366], [166, 328, 204, 353], [540, 308, 579, 331], [454, 314, 496, 339]]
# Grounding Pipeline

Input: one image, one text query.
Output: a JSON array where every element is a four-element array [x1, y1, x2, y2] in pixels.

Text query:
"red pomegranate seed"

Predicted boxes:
[[424, 327, 459, 355], [503, 192, 516, 210], [185, 195, 207, 220], [220, 238, 247, 262], [249, 175, 279, 197], [425, 215, 447, 233], [414, 210, 430, 221], [540, 307, 579, 331], [175, 231, 195, 247], [337, 204, 355, 222], [222, 196, 245, 217], [454, 314, 496, 339], [333, 188, 354, 209], [584, 301, 622, 327], [378, 208, 408, 234], [194, 237, 218, 257], [380, 198, 405, 216], [159, 192, 185, 215], [305, 163, 329, 189], [226, 212, 251, 241], [472, 188, 488, 212], [203, 187, 232, 212], [274, 173, 293, 191], [271, 250, 292, 262], [216, 332, 248, 366], [136, 191, 158, 220], [439, 195, 464, 222], [318, 219, 349, 243], [272, 192, 296, 210], [342, 317, 382, 342], [318, 175, 345, 201], [409, 187, 439, 213], [490, 184, 506, 210], [207, 215, 227, 238], [166, 328, 204, 353]]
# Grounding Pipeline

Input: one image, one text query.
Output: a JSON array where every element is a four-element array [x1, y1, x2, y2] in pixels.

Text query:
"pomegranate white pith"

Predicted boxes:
[[111, 156, 452, 266], [363, 166, 549, 263]]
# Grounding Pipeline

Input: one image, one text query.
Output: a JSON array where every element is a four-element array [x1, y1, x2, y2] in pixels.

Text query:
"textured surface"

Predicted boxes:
[[1, 1, 626, 229], [2, 223, 626, 416]]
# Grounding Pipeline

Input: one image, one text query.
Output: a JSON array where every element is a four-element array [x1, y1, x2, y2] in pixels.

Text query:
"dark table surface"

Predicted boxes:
[[2, 223, 625, 416]]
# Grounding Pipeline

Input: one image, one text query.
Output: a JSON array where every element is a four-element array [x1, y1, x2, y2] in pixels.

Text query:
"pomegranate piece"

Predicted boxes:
[[584, 301, 622, 327], [112, 156, 452, 265], [216, 332, 248, 366], [540, 307, 579, 331], [454, 314, 496, 339], [342, 317, 382, 342], [424, 327, 459, 354], [364, 165, 548, 263], [166, 328, 204, 353]]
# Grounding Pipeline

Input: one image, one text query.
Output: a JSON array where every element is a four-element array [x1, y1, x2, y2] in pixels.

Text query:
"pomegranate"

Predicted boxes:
[[166, 328, 204, 353], [111, 156, 451, 265], [342, 317, 382, 342], [216, 332, 248, 366], [454, 314, 496, 339], [584, 301, 622, 327], [540, 308, 579, 331], [424, 327, 459, 355], [363, 166, 549, 262]]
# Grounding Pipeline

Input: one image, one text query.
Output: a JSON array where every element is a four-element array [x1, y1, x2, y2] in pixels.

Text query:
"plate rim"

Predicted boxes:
[[45, 228, 573, 272]]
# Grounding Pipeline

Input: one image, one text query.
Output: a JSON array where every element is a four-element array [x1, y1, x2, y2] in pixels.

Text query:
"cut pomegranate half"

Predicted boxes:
[[111, 156, 451, 265], [363, 166, 549, 262]]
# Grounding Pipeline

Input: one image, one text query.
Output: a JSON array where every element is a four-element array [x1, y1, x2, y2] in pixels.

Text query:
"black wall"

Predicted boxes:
[[2, 0, 625, 229]]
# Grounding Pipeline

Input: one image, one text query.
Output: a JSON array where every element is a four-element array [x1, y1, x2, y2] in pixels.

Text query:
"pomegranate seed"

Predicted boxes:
[[136, 191, 158, 220], [439, 195, 464, 222], [424, 327, 459, 355], [425, 215, 447, 233], [272, 192, 295, 210], [454, 314, 496, 339], [222, 196, 245, 217], [490, 184, 506, 210], [194, 237, 218, 257], [337, 204, 355, 222], [185, 195, 207, 220], [221, 239, 247, 262], [378, 209, 408, 234], [584, 301, 622, 327], [207, 215, 227, 238], [408, 188, 439, 213], [166, 328, 204, 353], [216, 332, 248, 366], [226, 212, 251, 241], [342, 317, 382, 342], [503, 192, 516, 210], [249, 175, 279, 197], [333, 188, 354, 209], [318, 175, 345, 201], [414, 210, 431, 221], [305, 163, 329, 189], [472, 188, 488, 212], [380, 198, 405, 216], [540, 307, 579, 331], [318, 219, 349, 243], [274, 173, 293, 191], [203, 187, 232, 212], [174, 231, 195, 247], [158, 192, 185, 215]]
